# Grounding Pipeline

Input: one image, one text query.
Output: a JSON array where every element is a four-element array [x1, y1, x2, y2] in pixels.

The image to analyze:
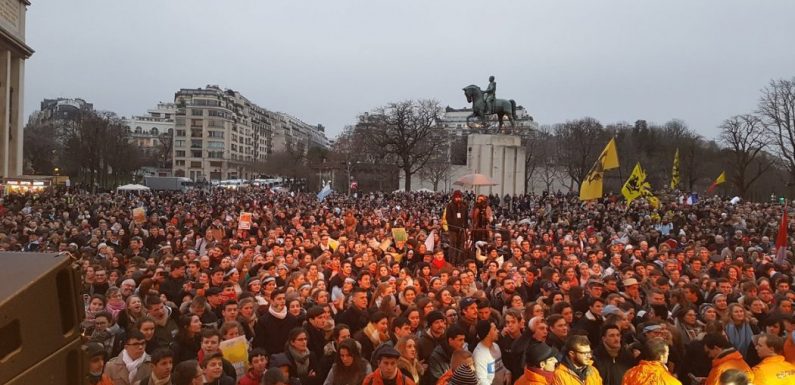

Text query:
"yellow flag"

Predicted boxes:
[[670, 148, 680, 190], [622, 162, 660, 208], [621, 163, 647, 204], [600, 138, 620, 170], [715, 171, 726, 185], [579, 163, 604, 201], [707, 171, 726, 193], [579, 138, 619, 201]]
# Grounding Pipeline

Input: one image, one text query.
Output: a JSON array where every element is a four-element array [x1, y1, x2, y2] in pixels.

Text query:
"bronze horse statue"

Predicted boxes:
[[463, 84, 517, 130]]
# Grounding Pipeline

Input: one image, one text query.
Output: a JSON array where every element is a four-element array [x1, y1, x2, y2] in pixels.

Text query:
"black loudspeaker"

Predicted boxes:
[[0, 252, 84, 384], [6, 336, 83, 385]]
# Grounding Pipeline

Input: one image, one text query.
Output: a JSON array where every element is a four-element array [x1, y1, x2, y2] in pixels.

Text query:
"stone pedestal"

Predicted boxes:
[[466, 134, 526, 196]]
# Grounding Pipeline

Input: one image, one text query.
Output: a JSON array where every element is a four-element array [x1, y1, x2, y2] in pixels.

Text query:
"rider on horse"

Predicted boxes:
[[483, 75, 496, 115]]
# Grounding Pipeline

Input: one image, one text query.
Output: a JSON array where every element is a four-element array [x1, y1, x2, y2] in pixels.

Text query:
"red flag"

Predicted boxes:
[[775, 207, 788, 264]]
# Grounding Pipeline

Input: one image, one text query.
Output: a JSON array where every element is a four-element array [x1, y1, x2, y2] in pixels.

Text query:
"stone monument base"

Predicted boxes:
[[467, 134, 526, 196]]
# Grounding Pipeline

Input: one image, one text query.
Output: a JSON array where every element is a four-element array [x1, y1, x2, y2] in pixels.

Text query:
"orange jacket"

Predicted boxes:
[[784, 333, 795, 364], [436, 369, 452, 385], [515, 368, 553, 385], [751, 355, 795, 385], [551, 362, 602, 385], [621, 360, 681, 385], [704, 350, 753, 385]]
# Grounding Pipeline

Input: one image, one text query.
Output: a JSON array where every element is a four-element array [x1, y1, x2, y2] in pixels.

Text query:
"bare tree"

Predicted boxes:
[[720, 114, 774, 199], [662, 120, 704, 191], [157, 132, 173, 169], [554, 117, 609, 188], [758, 78, 795, 180], [419, 156, 451, 191], [23, 120, 58, 174], [355, 100, 445, 191]]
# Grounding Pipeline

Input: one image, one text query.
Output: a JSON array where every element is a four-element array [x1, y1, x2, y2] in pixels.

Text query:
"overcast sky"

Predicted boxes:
[[24, 0, 795, 140]]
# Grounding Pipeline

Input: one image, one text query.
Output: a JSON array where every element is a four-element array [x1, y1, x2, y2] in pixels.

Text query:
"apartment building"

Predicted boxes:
[[172, 85, 328, 181]]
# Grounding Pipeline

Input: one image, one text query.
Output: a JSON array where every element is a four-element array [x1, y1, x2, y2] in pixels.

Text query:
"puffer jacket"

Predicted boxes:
[[620, 360, 681, 385], [751, 355, 795, 385], [515, 368, 554, 385], [704, 349, 753, 385], [551, 361, 603, 385]]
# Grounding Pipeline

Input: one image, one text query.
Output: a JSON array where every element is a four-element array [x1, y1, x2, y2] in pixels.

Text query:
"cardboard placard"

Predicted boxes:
[[238, 212, 252, 230]]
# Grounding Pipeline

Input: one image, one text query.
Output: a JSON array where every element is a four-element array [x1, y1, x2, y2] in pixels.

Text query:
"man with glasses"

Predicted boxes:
[[553, 335, 602, 385], [104, 330, 153, 385]]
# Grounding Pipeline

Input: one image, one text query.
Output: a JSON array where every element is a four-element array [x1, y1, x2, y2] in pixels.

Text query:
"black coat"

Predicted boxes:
[[424, 343, 453, 385], [592, 343, 636, 385], [336, 305, 369, 335], [253, 312, 300, 355]]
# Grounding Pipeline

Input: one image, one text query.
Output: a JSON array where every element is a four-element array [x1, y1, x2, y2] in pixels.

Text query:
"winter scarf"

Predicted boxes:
[[726, 321, 754, 358], [122, 349, 147, 384], [106, 301, 126, 320], [530, 367, 555, 383], [288, 346, 311, 377], [363, 322, 390, 347], [269, 304, 287, 320]]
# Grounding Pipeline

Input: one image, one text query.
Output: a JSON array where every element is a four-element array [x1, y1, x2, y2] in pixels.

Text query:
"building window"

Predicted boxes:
[[175, 150, 186, 157], [208, 131, 224, 138], [191, 140, 202, 148], [191, 119, 203, 128], [207, 141, 224, 149], [190, 161, 202, 168], [208, 151, 224, 159], [135, 126, 142, 133], [175, 117, 185, 126], [176, 129, 186, 137], [191, 109, 203, 116], [175, 140, 185, 147], [151, 127, 159, 135], [191, 150, 202, 158], [175, 160, 185, 166]]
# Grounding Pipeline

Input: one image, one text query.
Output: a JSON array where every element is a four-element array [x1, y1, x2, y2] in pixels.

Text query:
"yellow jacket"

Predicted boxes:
[[704, 350, 753, 385], [551, 362, 603, 385], [515, 368, 553, 385], [620, 360, 681, 385], [751, 355, 795, 385]]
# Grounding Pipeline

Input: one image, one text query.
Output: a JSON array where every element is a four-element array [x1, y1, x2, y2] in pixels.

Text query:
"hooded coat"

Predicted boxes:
[[620, 360, 681, 385]]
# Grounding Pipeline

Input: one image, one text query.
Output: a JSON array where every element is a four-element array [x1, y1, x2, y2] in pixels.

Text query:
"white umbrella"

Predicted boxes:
[[116, 184, 150, 191], [453, 173, 498, 186]]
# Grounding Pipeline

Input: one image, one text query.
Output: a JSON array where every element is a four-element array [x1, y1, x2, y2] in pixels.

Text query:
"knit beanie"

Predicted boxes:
[[451, 364, 478, 385]]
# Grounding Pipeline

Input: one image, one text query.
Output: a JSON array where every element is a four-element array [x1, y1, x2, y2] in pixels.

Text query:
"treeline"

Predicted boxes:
[[525, 77, 795, 201], [24, 110, 145, 189]]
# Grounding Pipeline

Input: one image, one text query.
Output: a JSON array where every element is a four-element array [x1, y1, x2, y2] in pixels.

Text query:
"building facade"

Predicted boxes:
[[125, 103, 176, 175], [0, 0, 32, 179], [172, 85, 328, 181]]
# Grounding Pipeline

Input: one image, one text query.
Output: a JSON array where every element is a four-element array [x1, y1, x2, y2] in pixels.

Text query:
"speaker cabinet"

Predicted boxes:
[[0, 252, 83, 383], [5, 336, 83, 385]]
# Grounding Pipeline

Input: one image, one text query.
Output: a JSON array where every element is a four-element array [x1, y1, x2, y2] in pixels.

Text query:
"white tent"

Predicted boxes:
[[116, 184, 150, 191]]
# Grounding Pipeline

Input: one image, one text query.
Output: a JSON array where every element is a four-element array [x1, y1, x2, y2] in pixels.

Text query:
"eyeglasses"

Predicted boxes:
[[574, 350, 593, 356]]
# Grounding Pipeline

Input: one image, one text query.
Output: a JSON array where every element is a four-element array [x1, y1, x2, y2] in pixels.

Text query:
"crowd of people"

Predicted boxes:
[[2, 186, 795, 385]]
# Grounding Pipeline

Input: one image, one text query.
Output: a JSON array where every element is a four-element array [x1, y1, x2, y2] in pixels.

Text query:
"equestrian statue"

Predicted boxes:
[[463, 75, 519, 131]]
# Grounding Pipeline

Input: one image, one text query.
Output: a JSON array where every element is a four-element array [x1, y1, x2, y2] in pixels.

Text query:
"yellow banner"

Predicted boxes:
[[670, 148, 680, 190]]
